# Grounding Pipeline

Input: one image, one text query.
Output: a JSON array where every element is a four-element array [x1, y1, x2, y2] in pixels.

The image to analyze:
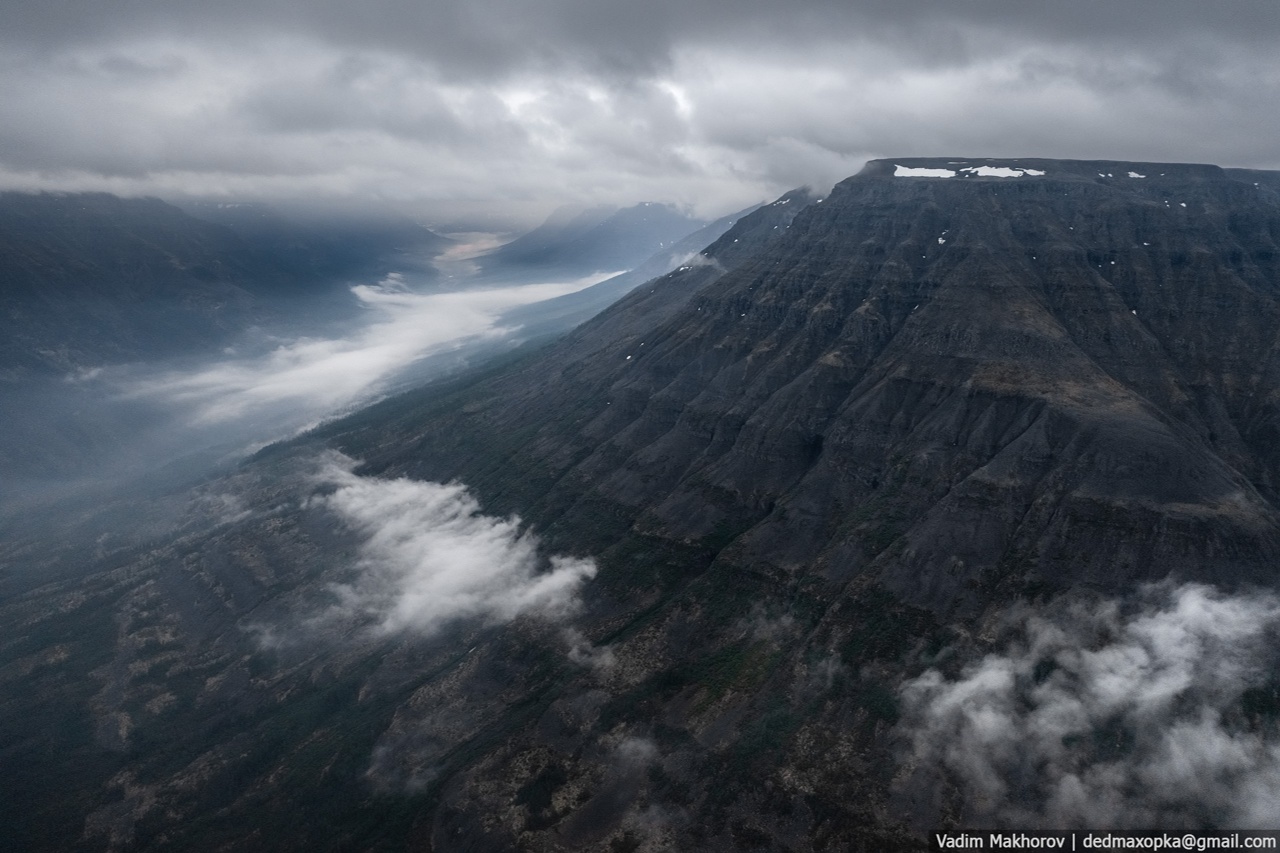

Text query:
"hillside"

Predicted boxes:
[[479, 202, 709, 280], [0, 193, 447, 375], [4, 159, 1280, 850], [335, 159, 1280, 614]]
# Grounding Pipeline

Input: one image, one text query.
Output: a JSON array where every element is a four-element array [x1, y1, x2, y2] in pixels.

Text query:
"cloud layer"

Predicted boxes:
[[1, 3, 1277, 225], [897, 583, 1280, 829], [316, 454, 596, 636], [130, 271, 607, 427]]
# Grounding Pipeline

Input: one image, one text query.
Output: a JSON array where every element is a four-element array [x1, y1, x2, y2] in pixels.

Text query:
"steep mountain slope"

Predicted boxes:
[[497, 198, 791, 342], [4, 160, 1280, 851], [479, 202, 709, 280], [337, 159, 1280, 614]]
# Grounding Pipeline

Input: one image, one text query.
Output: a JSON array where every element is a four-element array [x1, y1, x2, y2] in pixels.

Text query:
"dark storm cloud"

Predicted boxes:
[[6, 2, 1279, 71], [0, 1, 1276, 222]]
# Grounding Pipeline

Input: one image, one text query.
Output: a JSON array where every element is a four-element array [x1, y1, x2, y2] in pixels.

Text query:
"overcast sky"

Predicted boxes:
[[1, 1, 1277, 227]]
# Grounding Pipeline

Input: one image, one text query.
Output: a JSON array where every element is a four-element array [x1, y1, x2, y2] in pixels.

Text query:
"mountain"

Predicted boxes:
[[4, 159, 1280, 850], [0, 192, 263, 375], [180, 201, 452, 283], [479, 202, 709, 280], [0, 193, 450, 377], [496, 198, 783, 342], [337, 158, 1280, 613], [354, 203, 777, 403]]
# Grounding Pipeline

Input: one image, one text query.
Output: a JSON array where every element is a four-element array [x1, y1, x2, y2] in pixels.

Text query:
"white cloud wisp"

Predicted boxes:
[[897, 582, 1280, 829], [316, 454, 596, 636], [131, 271, 610, 426]]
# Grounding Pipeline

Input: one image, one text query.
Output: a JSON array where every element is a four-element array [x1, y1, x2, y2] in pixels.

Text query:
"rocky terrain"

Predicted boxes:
[[341, 159, 1280, 611], [4, 159, 1280, 850], [0, 192, 449, 376], [497, 202, 763, 343]]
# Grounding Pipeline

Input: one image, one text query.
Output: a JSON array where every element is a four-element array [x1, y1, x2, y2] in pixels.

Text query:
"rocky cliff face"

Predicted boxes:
[[4, 160, 1280, 851], [338, 159, 1280, 614]]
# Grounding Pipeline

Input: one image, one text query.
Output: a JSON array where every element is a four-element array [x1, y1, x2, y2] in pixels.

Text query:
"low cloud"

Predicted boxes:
[[189, 491, 253, 527], [615, 735, 659, 768], [315, 454, 596, 636], [897, 583, 1280, 829], [130, 271, 607, 427], [737, 605, 797, 643], [670, 250, 725, 274], [564, 628, 617, 671]]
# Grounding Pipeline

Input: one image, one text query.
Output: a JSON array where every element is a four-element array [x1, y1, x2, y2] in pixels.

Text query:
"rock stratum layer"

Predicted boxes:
[[341, 158, 1280, 613]]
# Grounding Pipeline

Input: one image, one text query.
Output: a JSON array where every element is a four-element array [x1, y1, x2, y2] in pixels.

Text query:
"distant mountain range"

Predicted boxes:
[[478, 201, 710, 280], [4, 159, 1280, 850], [0, 190, 723, 516], [0, 193, 453, 376], [0, 193, 716, 378], [496, 198, 779, 342], [178, 200, 454, 282]]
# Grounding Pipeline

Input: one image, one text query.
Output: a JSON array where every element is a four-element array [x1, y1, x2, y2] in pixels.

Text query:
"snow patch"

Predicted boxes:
[[895, 164, 1047, 179], [960, 166, 1045, 178], [895, 165, 956, 178]]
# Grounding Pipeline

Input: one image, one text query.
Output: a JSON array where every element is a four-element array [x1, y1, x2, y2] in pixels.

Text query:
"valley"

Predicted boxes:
[[4, 159, 1280, 850]]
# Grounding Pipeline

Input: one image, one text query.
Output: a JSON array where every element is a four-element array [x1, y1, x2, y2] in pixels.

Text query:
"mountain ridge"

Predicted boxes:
[[478, 201, 710, 280], [0, 191, 453, 375], [4, 159, 1280, 850], [326, 158, 1280, 614]]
